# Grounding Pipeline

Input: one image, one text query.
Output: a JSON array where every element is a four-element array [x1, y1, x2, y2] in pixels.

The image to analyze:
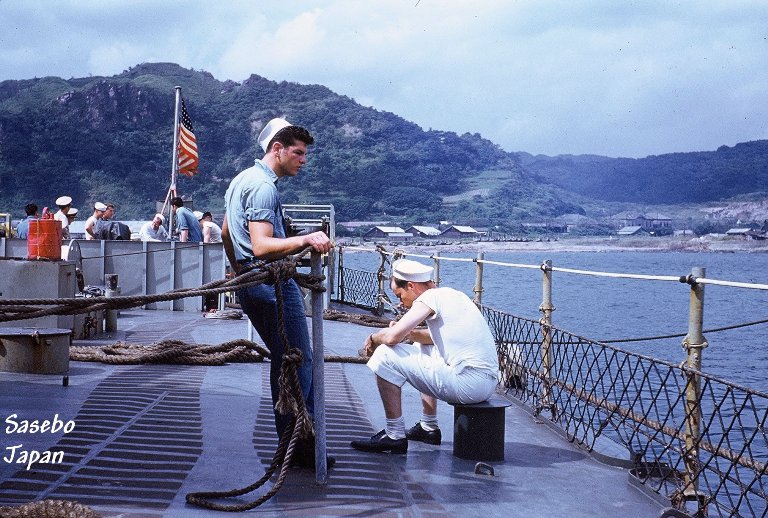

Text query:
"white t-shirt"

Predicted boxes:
[[84, 215, 99, 239], [415, 287, 499, 375], [53, 210, 69, 231], [53, 210, 69, 238], [139, 221, 169, 242], [202, 221, 222, 243]]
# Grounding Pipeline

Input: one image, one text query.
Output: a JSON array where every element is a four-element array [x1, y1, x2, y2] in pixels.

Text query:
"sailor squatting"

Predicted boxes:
[[3, 413, 74, 470]]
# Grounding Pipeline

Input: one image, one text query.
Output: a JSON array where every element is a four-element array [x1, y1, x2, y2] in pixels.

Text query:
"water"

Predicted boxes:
[[339, 249, 768, 394]]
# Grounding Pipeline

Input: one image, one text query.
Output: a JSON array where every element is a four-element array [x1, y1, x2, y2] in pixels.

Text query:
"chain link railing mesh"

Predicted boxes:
[[481, 305, 767, 518], [334, 267, 379, 308]]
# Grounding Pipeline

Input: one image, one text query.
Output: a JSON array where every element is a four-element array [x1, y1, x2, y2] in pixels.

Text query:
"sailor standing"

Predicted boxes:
[[53, 195, 72, 239]]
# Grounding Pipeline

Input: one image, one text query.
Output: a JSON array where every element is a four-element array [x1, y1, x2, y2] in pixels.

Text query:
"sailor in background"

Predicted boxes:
[[139, 213, 169, 242], [195, 210, 223, 243], [85, 202, 106, 240], [53, 195, 72, 239], [171, 197, 203, 242], [66, 207, 79, 226], [15, 203, 38, 239]]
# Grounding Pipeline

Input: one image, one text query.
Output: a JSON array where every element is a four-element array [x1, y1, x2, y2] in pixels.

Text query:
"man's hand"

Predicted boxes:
[[302, 231, 333, 254], [364, 334, 377, 357]]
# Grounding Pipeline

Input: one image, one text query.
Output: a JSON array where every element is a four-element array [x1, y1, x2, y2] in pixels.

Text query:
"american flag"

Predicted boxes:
[[177, 98, 199, 176]]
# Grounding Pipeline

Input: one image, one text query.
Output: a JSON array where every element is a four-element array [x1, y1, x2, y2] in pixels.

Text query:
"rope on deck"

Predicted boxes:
[[70, 339, 270, 365], [0, 499, 101, 517]]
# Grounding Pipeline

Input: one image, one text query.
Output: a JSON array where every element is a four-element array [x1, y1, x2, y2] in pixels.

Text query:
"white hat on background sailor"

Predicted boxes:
[[258, 118, 292, 153], [94, 202, 107, 211], [155, 213, 165, 223], [55, 195, 72, 207], [193, 210, 204, 221], [392, 259, 434, 283], [67, 208, 79, 217]]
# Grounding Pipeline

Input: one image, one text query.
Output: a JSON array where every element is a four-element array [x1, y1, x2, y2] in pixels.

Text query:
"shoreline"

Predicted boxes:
[[337, 235, 768, 254]]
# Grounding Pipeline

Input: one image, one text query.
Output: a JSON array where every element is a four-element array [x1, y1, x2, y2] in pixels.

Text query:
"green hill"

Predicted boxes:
[[0, 63, 765, 228]]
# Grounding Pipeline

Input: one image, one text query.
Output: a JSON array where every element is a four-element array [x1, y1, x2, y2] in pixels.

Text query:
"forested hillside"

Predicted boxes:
[[516, 141, 768, 204], [0, 63, 765, 226], [0, 63, 529, 222]]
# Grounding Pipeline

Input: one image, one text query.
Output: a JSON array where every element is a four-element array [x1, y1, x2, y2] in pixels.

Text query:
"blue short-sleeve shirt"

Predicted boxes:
[[175, 206, 204, 242], [224, 160, 286, 262]]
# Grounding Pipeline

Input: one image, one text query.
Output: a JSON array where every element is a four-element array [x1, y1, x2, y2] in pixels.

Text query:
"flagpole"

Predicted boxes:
[[169, 86, 182, 239]]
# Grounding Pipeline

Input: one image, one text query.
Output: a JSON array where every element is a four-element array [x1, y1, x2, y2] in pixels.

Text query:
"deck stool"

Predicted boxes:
[[451, 396, 511, 461]]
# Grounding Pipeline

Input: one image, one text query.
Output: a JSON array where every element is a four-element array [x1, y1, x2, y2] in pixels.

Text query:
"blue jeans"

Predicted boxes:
[[238, 278, 314, 439]]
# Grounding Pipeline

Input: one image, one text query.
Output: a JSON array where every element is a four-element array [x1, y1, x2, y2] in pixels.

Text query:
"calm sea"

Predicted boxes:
[[339, 249, 768, 394]]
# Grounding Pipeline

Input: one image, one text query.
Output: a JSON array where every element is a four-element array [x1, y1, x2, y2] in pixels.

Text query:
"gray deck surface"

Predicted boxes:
[[0, 309, 665, 517]]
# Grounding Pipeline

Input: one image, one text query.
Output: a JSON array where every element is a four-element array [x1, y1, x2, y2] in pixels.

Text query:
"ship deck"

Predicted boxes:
[[0, 308, 665, 517]]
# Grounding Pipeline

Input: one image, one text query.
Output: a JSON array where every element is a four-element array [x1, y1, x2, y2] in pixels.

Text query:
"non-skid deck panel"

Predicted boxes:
[[0, 364, 206, 518], [1, 361, 451, 517], [249, 363, 451, 516]]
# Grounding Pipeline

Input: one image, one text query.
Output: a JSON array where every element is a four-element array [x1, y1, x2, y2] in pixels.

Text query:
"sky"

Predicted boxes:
[[1, 0, 767, 159]]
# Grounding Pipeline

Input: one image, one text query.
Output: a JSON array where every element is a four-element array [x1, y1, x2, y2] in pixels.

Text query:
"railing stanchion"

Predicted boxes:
[[433, 252, 440, 287], [375, 247, 386, 316], [538, 259, 555, 417], [473, 252, 484, 305], [337, 246, 345, 304], [311, 251, 327, 484], [682, 267, 708, 514]]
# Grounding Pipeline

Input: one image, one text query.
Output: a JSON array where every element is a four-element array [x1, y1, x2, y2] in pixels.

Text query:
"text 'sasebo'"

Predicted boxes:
[[3, 413, 75, 470]]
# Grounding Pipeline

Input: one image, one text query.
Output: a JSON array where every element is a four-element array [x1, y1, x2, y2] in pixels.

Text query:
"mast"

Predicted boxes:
[[168, 86, 182, 237]]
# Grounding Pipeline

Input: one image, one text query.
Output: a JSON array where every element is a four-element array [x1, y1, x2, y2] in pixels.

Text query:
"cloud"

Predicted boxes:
[[0, 0, 766, 157]]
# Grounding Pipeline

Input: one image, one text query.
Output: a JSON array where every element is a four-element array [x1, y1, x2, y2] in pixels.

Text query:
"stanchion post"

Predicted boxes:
[[311, 251, 327, 485], [375, 249, 386, 316], [682, 267, 707, 512], [538, 260, 555, 417], [104, 273, 119, 332], [337, 246, 345, 303], [473, 251, 484, 305], [433, 252, 440, 287]]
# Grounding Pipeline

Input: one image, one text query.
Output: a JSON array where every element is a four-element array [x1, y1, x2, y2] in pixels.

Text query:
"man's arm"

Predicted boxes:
[[203, 224, 212, 243], [85, 218, 96, 239], [248, 220, 331, 262], [221, 215, 243, 275], [365, 301, 434, 355], [179, 229, 189, 242]]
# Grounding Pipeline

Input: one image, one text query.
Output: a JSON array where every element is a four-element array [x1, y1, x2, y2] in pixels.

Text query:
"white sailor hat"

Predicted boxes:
[[55, 195, 72, 206], [193, 210, 204, 220], [392, 259, 434, 283], [94, 202, 107, 211], [68, 208, 79, 216], [257, 118, 292, 152], [155, 213, 165, 223]]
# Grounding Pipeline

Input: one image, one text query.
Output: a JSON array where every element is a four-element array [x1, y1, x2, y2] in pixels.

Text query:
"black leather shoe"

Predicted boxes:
[[406, 422, 442, 445], [350, 430, 408, 454], [289, 437, 336, 470]]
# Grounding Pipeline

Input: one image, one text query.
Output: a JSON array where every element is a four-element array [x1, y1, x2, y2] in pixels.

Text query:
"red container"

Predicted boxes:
[[28, 217, 62, 260]]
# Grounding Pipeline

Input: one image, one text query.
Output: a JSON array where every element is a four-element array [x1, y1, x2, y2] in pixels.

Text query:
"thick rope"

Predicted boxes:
[[70, 339, 270, 365], [184, 260, 314, 512], [0, 499, 101, 517], [0, 257, 325, 324], [323, 308, 391, 327]]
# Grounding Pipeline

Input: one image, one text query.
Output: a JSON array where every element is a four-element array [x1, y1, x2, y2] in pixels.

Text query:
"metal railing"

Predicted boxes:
[[332, 245, 768, 518]]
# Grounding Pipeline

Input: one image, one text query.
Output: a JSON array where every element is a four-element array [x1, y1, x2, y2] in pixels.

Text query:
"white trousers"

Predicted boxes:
[[367, 342, 497, 405]]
